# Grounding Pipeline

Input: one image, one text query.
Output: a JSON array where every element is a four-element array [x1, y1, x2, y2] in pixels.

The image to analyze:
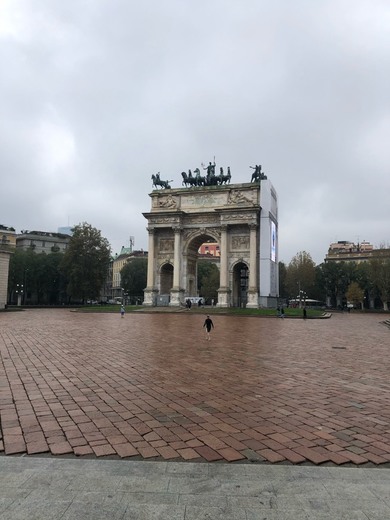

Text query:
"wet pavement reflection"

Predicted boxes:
[[0, 309, 389, 465]]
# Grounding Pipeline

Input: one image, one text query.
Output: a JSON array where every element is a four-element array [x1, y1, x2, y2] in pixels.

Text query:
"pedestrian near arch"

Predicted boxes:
[[203, 315, 214, 341]]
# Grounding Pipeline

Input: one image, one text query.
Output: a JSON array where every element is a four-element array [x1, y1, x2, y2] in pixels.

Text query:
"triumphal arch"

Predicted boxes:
[[143, 166, 278, 308]]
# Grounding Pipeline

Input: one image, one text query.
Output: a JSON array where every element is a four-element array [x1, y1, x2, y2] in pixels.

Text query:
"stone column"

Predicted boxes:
[[143, 227, 157, 306], [170, 227, 184, 306], [217, 225, 230, 307], [247, 223, 259, 308], [0, 250, 13, 310], [173, 227, 181, 289]]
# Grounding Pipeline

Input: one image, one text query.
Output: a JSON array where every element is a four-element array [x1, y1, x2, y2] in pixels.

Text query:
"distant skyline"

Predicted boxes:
[[1, 1, 389, 265]]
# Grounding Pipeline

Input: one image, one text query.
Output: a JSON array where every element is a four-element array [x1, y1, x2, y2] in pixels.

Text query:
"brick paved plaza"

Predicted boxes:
[[0, 309, 389, 465]]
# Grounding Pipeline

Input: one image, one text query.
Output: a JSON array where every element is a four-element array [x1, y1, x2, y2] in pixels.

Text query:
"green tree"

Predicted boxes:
[[346, 282, 364, 309], [312, 265, 328, 302], [37, 252, 67, 304], [278, 261, 288, 299], [285, 251, 316, 301], [61, 222, 111, 302], [197, 261, 219, 303], [8, 249, 29, 303], [8, 249, 67, 304], [368, 257, 390, 311], [121, 257, 147, 302], [317, 261, 357, 307], [355, 262, 375, 309]]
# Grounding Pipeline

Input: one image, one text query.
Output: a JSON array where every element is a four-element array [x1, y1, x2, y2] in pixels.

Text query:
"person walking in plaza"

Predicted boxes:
[[203, 315, 214, 341], [120, 305, 125, 318]]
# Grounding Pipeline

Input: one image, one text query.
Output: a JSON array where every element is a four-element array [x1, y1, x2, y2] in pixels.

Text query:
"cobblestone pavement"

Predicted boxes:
[[0, 310, 389, 465]]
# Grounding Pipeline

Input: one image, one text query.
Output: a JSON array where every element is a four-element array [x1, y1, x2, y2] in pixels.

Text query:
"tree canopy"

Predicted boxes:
[[120, 257, 147, 302], [345, 281, 364, 308], [8, 248, 67, 304], [61, 222, 111, 301], [285, 251, 316, 298], [197, 261, 219, 302], [368, 257, 390, 311]]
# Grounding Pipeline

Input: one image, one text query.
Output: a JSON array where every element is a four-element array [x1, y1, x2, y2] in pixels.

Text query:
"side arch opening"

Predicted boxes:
[[232, 261, 248, 308]]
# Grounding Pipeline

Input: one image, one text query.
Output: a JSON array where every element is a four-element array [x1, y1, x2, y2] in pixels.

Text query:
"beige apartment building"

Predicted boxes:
[[325, 240, 389, 264], [112, 247, 148, 299], [16, 230, 71, 253]]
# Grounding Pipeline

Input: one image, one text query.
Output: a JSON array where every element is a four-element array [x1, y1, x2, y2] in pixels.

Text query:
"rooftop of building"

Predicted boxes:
[[18, 230, 71, 239], [0, 224, 16, 232]]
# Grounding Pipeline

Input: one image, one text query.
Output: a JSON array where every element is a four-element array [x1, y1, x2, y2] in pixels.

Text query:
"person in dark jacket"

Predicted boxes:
[[203, 315, 214, 341]]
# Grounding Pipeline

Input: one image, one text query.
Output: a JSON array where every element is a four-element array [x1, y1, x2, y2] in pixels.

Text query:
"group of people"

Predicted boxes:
[[186, 298, 204, 309]]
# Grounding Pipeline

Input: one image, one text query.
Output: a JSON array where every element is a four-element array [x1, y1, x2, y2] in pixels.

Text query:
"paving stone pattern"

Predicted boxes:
[[1, 457, 390, 520], [0, 310, 389, 465]]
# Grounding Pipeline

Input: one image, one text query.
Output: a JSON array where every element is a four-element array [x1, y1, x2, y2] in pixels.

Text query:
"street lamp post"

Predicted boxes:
[[299, 290, 307, 308], [23, 268, 29, 305], [15, 284, 24, 307], [121, 288, 128, 305]]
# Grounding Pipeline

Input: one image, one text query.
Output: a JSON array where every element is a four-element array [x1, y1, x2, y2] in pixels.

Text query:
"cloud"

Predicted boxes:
[[1, 0, 389, 265]]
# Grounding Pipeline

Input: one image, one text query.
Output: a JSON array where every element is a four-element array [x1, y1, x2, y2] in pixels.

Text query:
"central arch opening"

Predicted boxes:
[[186, 234, 220, 304]]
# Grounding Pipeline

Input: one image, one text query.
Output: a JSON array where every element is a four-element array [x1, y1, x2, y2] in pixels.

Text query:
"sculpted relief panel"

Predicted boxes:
[[227, 190, 256, 206], [231, 235, 250, 251], [157, 195, 177, 209], [187, 259, 196, 276], [159, 238, 174, 252]]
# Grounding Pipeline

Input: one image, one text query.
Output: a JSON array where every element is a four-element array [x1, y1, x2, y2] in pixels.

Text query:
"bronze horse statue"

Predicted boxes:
[[181, 168, 206, 187], [181, 170, 198, 187], [250, 165, 266, 182], [151, 173, 172, 189], [217, 166, 231, 185]]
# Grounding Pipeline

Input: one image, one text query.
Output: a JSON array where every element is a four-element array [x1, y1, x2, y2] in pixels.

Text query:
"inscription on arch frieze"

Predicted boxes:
[[183, 193, 226, 209]]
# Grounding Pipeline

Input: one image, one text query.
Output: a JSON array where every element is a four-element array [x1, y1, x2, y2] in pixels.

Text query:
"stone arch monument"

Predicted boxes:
[[143, 178, 278, 308]]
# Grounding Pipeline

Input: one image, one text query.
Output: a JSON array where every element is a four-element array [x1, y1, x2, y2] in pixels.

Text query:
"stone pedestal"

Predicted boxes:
[[246, 290, 259, 309], [143, 288, 158, 306], [169, 288, 185, 306], [217, 288, 231, 308]]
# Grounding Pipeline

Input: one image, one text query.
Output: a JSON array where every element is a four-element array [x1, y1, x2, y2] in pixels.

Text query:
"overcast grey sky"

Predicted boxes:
[[1, 0, 389, 264]]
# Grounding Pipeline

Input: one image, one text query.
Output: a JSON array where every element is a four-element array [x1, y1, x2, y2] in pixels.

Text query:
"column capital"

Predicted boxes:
[[173, 226, 182, 234], [147, 226, 155, 234], [249, 223, 258, 230]]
